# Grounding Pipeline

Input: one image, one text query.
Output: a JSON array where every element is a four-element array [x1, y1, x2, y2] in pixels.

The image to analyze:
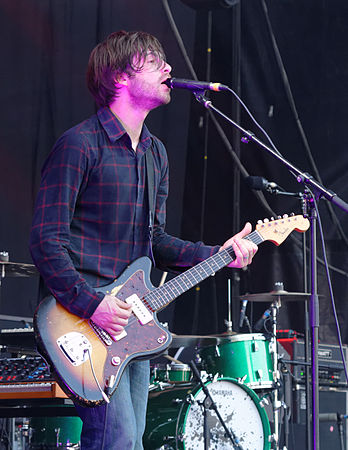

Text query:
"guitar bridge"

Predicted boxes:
[[57, 332, 92, 367]]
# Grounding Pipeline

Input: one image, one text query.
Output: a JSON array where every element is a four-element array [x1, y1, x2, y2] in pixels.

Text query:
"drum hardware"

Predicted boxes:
[[268, 296, 282, 449], [170, 333, 236, 348], [240, 291, 311, 303], [224, 279, 233, 334], [239, 297, 252, 333], [163, 354, 184, 365], [0, 260, 38, 278]]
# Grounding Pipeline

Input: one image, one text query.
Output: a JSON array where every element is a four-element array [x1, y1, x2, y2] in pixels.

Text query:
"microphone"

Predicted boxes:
[[163, 77, 228, 92], [254, 308, 271, 332], [245, 176, 282, 193], [239, 300, 248, 328]]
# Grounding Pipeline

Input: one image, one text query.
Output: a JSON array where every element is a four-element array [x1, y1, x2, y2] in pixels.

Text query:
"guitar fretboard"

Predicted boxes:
[[145, 230, 263, 312]]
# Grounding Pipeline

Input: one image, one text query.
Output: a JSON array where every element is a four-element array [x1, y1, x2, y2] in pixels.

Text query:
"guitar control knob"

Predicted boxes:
[[111, 356, 121, 366], [157, 335, 166, 344]]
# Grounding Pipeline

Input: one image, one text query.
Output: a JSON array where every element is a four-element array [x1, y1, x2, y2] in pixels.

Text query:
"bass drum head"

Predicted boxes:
[[183, 378, 270, 450], [144, 377, 271, 450], [182, 378, 271, 450]]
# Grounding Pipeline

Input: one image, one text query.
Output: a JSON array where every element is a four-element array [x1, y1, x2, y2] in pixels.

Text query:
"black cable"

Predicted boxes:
[[161, 0, 277, 217], [260, 0, 348, 248], [162, 0, 348, 281], [309, 189, 348, 383]]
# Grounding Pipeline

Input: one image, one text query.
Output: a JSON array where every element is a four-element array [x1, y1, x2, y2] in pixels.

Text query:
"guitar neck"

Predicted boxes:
[[145, 230, 264, 312]]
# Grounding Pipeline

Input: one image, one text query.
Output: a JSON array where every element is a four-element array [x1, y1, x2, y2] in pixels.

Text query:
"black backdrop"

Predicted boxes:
[[1, 0, 348, 345]]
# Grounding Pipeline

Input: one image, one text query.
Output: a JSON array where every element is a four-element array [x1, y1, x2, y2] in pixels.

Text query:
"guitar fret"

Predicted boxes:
[[161, 283, 177, 301], [148, 286, 166, 310], [215, 250, 232, 267], [145, 291, 161, 310], [204, 259, 217, 274], [245, 230, 264, 245], [168, 280, 183, 297], [191, 265, 208, 281]]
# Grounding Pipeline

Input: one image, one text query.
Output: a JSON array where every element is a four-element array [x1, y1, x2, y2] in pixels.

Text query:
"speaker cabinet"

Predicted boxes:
[[288, 386, 348, 450]]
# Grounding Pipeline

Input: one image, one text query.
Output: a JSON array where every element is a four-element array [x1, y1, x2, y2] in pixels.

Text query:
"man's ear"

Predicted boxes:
[[115, 73, 128, 87]]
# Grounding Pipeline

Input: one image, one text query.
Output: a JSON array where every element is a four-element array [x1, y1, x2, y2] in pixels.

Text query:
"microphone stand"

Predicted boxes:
[[253, 186, 312, 449], [192, 90, 348, 450], [189, 360, 243, 449]]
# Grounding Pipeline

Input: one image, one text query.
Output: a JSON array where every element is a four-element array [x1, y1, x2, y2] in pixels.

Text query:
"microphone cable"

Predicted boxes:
[[161, 0, 348, 281], [260, 0, 348, 249]]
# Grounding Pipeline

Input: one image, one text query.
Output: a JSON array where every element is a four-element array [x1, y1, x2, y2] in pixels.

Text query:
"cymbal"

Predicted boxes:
[[240, 290, 311, 302], [208, 331, 237, 337], [0, 262, 38, 277], [170, 333, 236, 348]]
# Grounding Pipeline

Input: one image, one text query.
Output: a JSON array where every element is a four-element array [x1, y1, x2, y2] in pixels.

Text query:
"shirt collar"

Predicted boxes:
[[97, 107, 153, 152]]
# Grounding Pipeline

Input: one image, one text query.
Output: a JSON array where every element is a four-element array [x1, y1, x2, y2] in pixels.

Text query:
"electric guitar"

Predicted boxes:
[[34, 214, 309, 406]]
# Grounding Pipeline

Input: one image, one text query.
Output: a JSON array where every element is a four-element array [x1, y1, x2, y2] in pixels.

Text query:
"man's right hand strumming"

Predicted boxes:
[[90, 295, 133, 337]]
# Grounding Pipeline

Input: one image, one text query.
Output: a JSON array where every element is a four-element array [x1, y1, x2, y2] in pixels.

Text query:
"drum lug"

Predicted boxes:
[[177, 433, 185, 443], [256, 369, 263, 380], [259, 396, 269, 408], [185, 393, 196, 405], [269, 433, 277, 444]]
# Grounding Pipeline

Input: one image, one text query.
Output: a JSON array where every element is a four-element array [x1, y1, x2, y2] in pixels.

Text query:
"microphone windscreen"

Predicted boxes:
[[245, 176, 265, 191]]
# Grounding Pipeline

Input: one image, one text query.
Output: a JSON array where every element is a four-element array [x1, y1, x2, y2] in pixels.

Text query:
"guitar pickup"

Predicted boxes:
[[111, 329, 127, 341], [125, 294, 153, 325]]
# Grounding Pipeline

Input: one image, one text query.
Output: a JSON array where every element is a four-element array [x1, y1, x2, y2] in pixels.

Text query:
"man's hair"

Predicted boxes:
[[86, 30, 166, 108]]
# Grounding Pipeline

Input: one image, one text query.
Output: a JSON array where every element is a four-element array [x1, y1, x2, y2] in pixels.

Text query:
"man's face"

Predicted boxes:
[[126, 53, 172, 111]]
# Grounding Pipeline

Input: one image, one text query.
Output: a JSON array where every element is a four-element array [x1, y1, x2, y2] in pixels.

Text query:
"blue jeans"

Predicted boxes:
[[74, 360, 150, 449]]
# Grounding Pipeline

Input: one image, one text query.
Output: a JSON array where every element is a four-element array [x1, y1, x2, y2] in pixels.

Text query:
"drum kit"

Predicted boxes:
[[144, 287, 310, 450]]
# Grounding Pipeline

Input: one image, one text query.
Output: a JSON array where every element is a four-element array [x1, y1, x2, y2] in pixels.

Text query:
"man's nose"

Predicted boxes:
[[163, 61, 172, 73]]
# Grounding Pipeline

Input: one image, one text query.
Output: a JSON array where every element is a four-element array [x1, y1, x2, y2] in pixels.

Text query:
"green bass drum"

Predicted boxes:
[[144, 377, 271, 450]]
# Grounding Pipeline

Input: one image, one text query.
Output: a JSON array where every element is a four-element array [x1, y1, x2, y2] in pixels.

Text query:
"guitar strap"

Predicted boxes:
[[145, 144, 155, 261]]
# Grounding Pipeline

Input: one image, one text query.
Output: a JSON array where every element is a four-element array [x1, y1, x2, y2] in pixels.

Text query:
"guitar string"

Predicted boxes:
[[102, 218, 300, 335]]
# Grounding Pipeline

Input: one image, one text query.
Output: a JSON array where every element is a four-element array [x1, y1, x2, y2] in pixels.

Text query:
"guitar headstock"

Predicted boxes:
[[256, 214, 310, 246]]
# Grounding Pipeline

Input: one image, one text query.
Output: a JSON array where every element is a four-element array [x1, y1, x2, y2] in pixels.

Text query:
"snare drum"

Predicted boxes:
[[150, 363, 192, 384], [29, 416, 82, 449], [144, 377, 271, 450], [199, 333, 273, 389]]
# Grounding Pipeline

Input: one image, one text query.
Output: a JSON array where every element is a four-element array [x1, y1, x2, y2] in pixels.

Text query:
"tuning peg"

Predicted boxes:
[[257, 220, 263, 225], [277, 215, 281, 219], [263, 218, 269, 223], [283, 214, 288, 219], [290, 212, 295, 216], [270, 217, 275, 221]]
